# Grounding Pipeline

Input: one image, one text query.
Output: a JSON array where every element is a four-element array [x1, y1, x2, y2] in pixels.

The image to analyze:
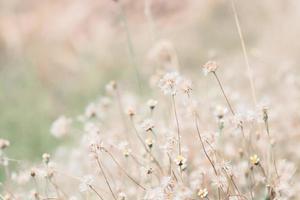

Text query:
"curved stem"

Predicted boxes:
[[213, 72, 235, 115], [102, 148, 146, 190]]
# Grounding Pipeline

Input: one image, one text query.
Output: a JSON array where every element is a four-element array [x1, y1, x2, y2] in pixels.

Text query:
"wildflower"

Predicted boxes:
[[213, 105, 228, 119], [30, 168, 36, 178], [105, 80, 117, 93], [3, 194, 12, 200], [181, 78, 192, 95], [118, 142, 132, 157], [145, 137, 154, 149], [123, 148, 132, 157], [147, 99, 158, 110], [42, 153, 51, 164], [118, 192, 127, 200], [85, 103, 97, 118], [158, 71, 181, 95], [202, 61, 218, 75], [79, 175, 94, 192], [197, 188, 208, 198], [50, 116, 72, 138], [141, 119, 155, 132], [147, 40, 179, 70], [126, 107, 136, 118], [175, 155, 186, 167], [0, 139, 10, 150], [250, 154, 260, 165]]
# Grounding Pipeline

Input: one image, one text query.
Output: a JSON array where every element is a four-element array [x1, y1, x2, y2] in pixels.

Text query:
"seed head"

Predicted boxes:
[[202, 61, 219, 75]]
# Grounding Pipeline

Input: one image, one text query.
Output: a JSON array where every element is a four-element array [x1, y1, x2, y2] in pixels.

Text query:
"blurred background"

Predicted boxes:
[[1, 0, 299, 165]]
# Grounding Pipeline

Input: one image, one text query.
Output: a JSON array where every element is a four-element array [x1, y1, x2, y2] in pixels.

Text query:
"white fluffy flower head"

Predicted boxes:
[[158, 71, 182, 95], [50, 116, 72, 138]]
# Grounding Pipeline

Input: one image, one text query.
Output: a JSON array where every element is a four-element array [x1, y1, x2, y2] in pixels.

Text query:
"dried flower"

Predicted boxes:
[[158, 71, 181, 95], [50, 116, 72, 138], [181, 78, 192, 95], [202, 61, 218, 75], [85, 103, 97, 118]]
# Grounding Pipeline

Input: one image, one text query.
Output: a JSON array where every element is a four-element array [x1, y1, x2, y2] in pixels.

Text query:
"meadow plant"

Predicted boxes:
[[1, 1, 300, 200], [1, 60, 299, 199]]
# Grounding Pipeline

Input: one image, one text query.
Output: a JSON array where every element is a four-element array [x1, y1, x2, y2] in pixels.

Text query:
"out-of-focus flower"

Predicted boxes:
[[202, 61, 218, 75], [79, 175, 94, 192], [250, 154, 260, 165], [141, 119, 155, 132], [147, 99, 158, 110], [158, 72, 181, 95], [181, 78, 192, 95], [105, 80, 117, 94], [213, 105, 228, 119], [145, 137, 154, 149], [174, 155, 186, 167], [126, 107, 136, 118], [147, 40, 179, 70], [42, 153, 51, 164], [118, 141, 132, 157], [50, 116, 72, 138], [118, 192, 127, 200], [85, 103, 97, 118], [0, 139, 10, 150], [160, 135, 176, 154], [197, 188, 208, 198]]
